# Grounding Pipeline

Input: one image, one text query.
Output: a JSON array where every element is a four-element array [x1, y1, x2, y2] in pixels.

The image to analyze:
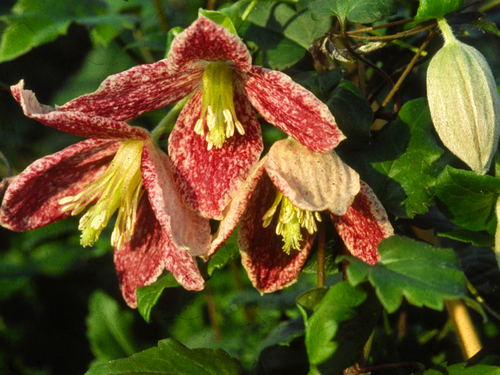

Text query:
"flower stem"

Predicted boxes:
[[151, 96, 190, 143], [437, 17, 456, 45], [317, 221, 325, 287], [241, 0, 258, 22]]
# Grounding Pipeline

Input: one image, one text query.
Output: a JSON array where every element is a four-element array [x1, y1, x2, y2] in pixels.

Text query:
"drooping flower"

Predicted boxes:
[[0, 81, 212, 307], [208, 139, 394, 292], [58, 16, 344, 220]]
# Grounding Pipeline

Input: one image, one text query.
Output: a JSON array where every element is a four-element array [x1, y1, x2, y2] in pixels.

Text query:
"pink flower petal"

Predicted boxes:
[[168, 16, 252, 74], [238, 174, 314, 293], [241, 66, 345, 153], [141, 141, 211, 256], [331, 181, 394, 265], [207, 158, 267, 259], [12, 80, 151, 140], [0, 139, 120, 231], [265, 139, 360, 215], [169, 89, 263, 220], [115, 197, 204, 308], [58, 62, 204, 122]]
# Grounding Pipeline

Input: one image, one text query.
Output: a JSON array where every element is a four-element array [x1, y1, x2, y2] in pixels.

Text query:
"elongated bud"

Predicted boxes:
[[427, 18, 500, 175]]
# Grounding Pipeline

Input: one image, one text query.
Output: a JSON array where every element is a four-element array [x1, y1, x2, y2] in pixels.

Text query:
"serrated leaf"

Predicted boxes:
[[341, 98, 445, 218], [327, 79, 373, 149], [414, 0, 465, 23], [136, 273, 180, 323], [343, 235, 477, 313], [435, 165, 500, 234], [85, 338, 243, 375], [424, 362, 500, 374], [86, 290, 138, 366], [304, 282, 381, 374], [308, 0, 396, 24]]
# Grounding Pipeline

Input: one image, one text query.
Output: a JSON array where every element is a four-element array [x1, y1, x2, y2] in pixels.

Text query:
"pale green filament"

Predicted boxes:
[[194, 61, 244, 150], [59, 140, 145, 249], [262, 191, 322, 254]]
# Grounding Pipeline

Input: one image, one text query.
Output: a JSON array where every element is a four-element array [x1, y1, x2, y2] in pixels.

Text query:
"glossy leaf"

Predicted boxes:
[[85, 338, 243, 375], [136, 273, 180, 323], [308, 0, 396, 24], [86, 290, 138, 366], [304, 282, 381, 374], [437, 228, 494, 247], [343, 235, 476, 313], [327, 79, 373, 149], [341, 98, 445, 218], [198, 9, 237, 35], [435, 165, 500, 234], [414, 0, 465, 23]]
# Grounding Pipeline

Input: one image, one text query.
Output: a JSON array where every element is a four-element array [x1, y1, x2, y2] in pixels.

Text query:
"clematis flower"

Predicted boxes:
[[208, 139, 394, 292], [58, 16, 344, 220], [0, 81, 212, 307]]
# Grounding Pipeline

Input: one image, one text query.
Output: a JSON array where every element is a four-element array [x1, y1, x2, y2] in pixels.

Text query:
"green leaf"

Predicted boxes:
[[86, 290, 138, 366], [297, 287, 329, 321], [292, 68, 343, 102], [437, 228, 494, 247], [343, 235, 477, 313], [424, 362, 500, 374], [414, 0, 465, 23], [304, 282, 381, 374], [198, 9, 237, 35], [165, 26, 184, 57], [435, 166, 500, 234], [308, 0, 396, 24], [246, 1, 331, 50], [136, 273, 180, 323], [341, 98, 445, 218], [85, 338, 243, 375], [466, 18, 500, 38], [327, 79, 373, 149], [207, 231, 239, 277], [258, 317, 305, 352]]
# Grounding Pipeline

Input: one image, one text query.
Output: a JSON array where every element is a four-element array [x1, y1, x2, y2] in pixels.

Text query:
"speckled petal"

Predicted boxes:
[[0, 139, 120, 231], [265, 139, 360, 215], [207, 158, 267, 259], [12, 81, 151, 140], [169, 89, 263, 220], [238, 174, 314, 293], [58, 62, 204, 122], [330, 181, 394, 265], [115, 197, 204, 308], [141, 141, 211, 256], [167, 15, 252, 74], [241, 66, 344, 153]]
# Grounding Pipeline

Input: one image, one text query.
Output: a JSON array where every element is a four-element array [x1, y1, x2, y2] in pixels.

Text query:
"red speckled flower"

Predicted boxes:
[[208, 139, 393, 292], [59, 16, 344, 220], [0, 81, 211, 307]]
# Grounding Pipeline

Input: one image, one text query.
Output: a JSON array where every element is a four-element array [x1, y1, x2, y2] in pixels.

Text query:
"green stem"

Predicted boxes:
[[437, 17, 456, 45], [241, 0, 258, 23], [151, 96, 190, 143]]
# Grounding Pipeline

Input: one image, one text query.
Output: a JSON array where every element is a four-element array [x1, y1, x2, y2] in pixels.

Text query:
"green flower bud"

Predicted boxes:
[[427, 18, 500, 175]]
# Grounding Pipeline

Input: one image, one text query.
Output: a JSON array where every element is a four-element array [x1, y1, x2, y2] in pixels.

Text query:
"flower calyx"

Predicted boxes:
[[194, 61, 244, 150], [59, 140, 145, 249]]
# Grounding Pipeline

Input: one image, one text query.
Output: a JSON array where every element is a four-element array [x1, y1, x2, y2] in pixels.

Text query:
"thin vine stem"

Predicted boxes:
[[241, 0, 258, 23], [151, 96, 190, 143], [317, 221, 325, 288], [153, 0, 170, 32]]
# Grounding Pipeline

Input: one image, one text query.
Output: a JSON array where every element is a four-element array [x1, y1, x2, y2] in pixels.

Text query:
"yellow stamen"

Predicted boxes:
[[59, 140, 145, 250], [194, 61, 244, 150], [262, 191, 322, 254]]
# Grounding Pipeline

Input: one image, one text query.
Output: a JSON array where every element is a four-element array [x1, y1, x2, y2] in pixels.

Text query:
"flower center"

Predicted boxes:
[[59, 140, 145, 250], [194, 61, 244, 150], [262, 191, 322, 254]]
